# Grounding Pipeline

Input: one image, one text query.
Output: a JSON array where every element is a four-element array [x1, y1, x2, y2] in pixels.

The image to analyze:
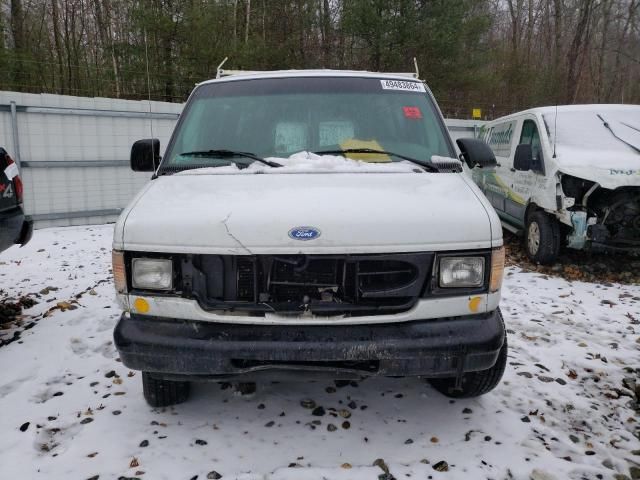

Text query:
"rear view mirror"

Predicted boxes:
[[131, 138, 160, 172], [456, 138, 497, 168], [513, 144, 532, 171]]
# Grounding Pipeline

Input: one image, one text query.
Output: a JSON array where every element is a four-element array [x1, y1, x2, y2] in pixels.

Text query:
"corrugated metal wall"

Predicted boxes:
[[0, 91, 181, 228], [0, 91, 484, 229], [445, 118, 486, 143]]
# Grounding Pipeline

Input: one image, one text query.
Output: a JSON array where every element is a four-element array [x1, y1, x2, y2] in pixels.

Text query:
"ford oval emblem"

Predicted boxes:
[[288, 226, 321, 241]]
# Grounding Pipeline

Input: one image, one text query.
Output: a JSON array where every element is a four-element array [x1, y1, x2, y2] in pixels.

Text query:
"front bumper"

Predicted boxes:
[[0, 209, 32, 252], [114, 309, 505, 380]]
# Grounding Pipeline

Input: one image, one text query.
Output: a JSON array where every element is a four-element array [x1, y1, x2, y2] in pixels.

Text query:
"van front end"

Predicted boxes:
[[113, 243, 506, 406], [112, 71, 507, 407]]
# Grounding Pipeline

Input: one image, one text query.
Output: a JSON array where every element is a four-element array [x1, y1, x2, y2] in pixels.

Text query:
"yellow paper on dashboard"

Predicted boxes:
[[339, 139, 391, 162]]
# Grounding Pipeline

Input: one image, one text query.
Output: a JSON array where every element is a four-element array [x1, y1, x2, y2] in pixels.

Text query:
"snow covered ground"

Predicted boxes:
[[0, 225, 639, 480]]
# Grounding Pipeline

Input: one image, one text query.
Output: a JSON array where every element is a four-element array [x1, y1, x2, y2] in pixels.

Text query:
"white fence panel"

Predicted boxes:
[[0, 91, 181, 229], [0, 91, 484, 229], [446, 118, 485, 142]]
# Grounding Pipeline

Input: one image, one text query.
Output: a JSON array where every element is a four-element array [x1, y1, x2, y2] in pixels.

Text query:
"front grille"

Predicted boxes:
[[358, 260, 418, 296], [183, 253, 433, 316], [269, 257, 341, 302], [236, 258, 255, 301]]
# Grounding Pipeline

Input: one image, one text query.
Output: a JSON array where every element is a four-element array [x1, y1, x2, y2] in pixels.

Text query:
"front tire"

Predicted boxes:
[[429, 336, 508, 399], [142, 372, 190, 407], [525, 211, 560, 265]]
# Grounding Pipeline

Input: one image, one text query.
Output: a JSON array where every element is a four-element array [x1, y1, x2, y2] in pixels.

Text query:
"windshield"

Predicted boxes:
[[161, 76, 454, 170], [542, 108, 640, 158]]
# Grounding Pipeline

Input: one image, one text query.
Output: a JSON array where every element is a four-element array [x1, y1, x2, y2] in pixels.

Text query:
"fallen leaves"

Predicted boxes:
[[300, 399, 315, 409], [42, 299, 80, 317], [0, 294, 37, 324], [432, 461, 449, 472], [311, 406, 325, 416], [373, 458, 390, 474], [503, 231, 640, 284]]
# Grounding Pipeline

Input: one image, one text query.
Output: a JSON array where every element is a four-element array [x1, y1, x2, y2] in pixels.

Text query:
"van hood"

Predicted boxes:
[[115, 172, 498, 254], [544, 107, 640, 189], [557, 148, 640, 189]]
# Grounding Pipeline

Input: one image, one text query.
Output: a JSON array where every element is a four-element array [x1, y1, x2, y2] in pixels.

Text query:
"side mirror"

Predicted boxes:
[[131, 138, 160, 172], [513, 144, 532, 171], [456, 138, 497, 168]]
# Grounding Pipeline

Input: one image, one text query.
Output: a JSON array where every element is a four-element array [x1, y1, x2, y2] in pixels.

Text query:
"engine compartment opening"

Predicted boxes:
[[182, 252, 433, 316], [561, 175, 640, 249]]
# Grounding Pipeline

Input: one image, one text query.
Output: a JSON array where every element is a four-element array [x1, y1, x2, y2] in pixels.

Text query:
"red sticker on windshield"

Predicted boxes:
[[403, 106, 422, 119]]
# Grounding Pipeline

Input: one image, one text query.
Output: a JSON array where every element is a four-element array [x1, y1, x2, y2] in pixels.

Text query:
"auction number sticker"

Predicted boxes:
[[380, 79, 426, 93]]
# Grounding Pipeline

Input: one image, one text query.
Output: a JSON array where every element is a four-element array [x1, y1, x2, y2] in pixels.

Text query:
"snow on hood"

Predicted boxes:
[[174, 151, 457, 175], [543, 107, 640, 189]]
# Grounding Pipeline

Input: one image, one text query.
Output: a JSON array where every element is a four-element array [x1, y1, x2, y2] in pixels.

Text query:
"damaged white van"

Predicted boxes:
[[112, 70, 507, 407], [471, 104, 640, 264]]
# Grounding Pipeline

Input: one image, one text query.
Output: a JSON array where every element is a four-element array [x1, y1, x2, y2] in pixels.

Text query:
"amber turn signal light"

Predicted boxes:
[[490, 246, 505, 293], [112, 250, 127, 294]]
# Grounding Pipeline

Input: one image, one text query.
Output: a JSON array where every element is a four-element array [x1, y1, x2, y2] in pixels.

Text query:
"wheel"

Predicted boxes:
[[142, 372, 190, 407], [525, 211, 560, 265], [429, 336, 508, 399]]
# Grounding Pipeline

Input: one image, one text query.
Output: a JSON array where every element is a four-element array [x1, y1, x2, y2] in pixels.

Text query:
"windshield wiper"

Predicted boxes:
[[596, 115, 640, 154], [313, 148, 439, 172], [178, 149, 283, 168]]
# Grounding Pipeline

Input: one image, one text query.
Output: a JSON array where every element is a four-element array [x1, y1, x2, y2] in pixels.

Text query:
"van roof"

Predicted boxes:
[[492, 103, 640, 122], [198, 69, 423, 86]]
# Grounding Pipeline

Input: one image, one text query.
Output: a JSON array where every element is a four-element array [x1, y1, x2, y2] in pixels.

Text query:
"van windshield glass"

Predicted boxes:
[[161, 77, 454, 170]]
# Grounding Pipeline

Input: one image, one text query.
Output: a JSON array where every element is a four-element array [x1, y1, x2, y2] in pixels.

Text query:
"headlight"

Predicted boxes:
[[439, 256, 485, 288], [132, 258, 173, 290]]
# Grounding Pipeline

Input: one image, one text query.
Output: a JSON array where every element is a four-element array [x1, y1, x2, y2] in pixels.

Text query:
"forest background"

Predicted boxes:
[[1, 0, 638, 118]]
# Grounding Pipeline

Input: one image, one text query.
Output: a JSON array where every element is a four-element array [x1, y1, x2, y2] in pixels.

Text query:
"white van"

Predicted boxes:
[[469, 104, 640, 264], [112, 70, 507, 407]]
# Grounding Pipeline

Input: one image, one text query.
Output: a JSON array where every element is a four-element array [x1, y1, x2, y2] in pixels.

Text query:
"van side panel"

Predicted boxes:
[[472, 120, 520, 223], [478, 115, 561, 230]]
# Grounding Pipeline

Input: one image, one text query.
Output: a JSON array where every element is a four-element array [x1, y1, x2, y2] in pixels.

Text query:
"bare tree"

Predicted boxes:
[[565, 0, 596, 103]]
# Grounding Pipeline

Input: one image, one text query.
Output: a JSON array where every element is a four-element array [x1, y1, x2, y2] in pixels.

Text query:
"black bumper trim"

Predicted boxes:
[[114, 310, 505, 379], [17, 216, 33, 246], [588, 241, 640, 254], [0, 210, 32, 251]]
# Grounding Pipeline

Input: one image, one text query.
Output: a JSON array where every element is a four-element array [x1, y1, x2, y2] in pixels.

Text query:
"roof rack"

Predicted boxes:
[[215, 57, 420, 80]]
